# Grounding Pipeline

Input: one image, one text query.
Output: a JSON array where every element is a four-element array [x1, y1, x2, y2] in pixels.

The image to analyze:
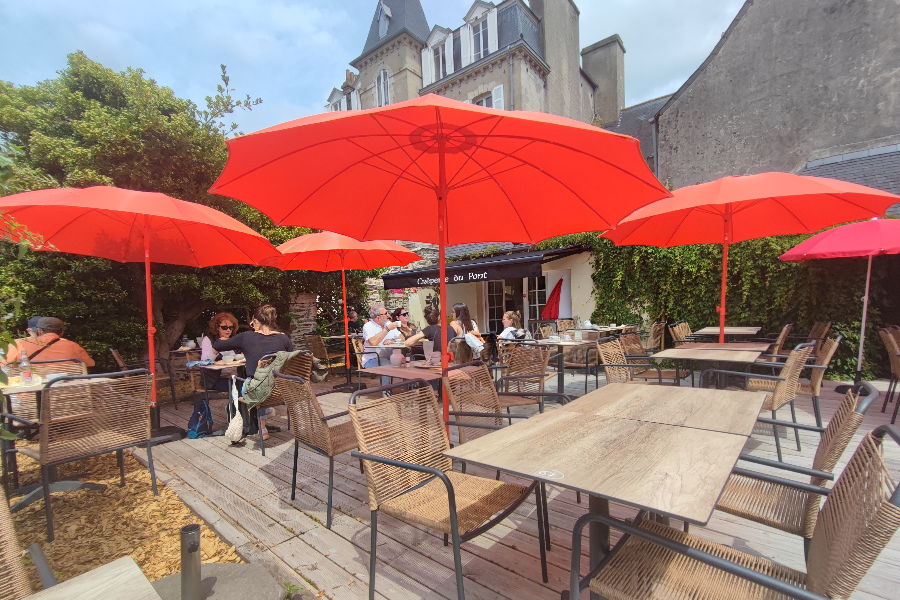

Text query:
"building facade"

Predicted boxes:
[[327, 0, 626, 330]]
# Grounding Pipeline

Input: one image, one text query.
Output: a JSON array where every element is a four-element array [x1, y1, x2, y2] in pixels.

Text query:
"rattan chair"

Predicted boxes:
[[556, 318, 575, 333], [702, 342, 815, 461], [273, 369, 356, 529], [109, 347, 178, 408], [5, 370, 158, 541], [644, 320, 665, 351], [596, 337, 663, 385], [561, 337, 601, 394], [759, 323, 793, 359], [717, 382, 878, 558], [879, 327, 900, 422], [620, 332, 691, 385], [781, 321, 832, 356], [564, 424, 900, 600], [302, 333, 344, 379], [0, 484, 34, 599], [348, 380, 548, 600], [499, 344, 559, 412], [5, 359, 87, 426]]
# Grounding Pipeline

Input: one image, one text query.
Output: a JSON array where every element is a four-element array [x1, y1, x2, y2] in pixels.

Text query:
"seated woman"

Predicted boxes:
[[390, 306, 419, 340], [200, 312, 240, 393], [498, 310, 527, 340], [213, 304, 293, 440]]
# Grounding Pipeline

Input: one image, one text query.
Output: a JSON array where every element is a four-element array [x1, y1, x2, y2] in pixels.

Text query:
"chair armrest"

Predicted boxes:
[[350, 451, 457, 514], [488, 364, 508, 371], [322, 410, 350, 420], [732, 467, 831, 495], [497, 391, 573, 404], [737, 454, 833, 480], [2, 413, 38, 428], [564, 513, 830, 600], [497, 373, 553, 382], [756, 417, 825, 434], [445, 420, 505, 431], [448, 410, 529, 421], [315, 389, 344, 397], [26, 544, 57, 588], [699, 369, 784, 387]]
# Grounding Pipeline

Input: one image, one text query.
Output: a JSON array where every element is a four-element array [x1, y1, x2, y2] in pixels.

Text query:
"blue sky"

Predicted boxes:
[[2, 0, 744, 134]]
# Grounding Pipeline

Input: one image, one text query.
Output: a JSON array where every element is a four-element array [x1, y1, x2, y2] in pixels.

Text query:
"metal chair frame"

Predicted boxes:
[[109, 347, 178, 408]]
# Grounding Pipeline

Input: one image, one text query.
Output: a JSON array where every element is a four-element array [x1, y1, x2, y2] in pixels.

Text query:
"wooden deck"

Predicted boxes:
[[150, 372, 900, 599]]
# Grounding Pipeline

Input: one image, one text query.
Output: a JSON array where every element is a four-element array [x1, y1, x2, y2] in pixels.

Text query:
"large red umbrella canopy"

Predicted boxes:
[[209, 93, 669, 422], [260, 231, 421, 380], [0, 186, 280, 418], [603, 173, 900, 341], [780, 218, 900, 380]]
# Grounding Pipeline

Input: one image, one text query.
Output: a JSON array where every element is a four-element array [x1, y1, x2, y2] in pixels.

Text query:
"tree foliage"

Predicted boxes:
[[0, 52, 370, 370]]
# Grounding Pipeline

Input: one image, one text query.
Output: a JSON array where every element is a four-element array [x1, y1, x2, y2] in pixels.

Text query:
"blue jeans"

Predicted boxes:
[[363, 356, 391, 387]]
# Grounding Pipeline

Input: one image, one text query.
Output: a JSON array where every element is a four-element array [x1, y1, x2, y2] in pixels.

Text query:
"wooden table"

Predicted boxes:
[[692, 326, 761, 336], [678, 342, 772, 351], [26, 556, 162, 600], [445, 383, 765, 599], [651, 348, 762, 363], [359, 363, 442, 382], [533, 339, 595, 396]]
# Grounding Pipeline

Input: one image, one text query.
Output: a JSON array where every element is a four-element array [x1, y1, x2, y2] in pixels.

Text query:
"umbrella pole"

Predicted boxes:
[[719, 241, 729, 343], [341, 265, 351, 385], [144, 234, 159, 431], [437, 136, 450, 432], [855, 255, 873, 383]]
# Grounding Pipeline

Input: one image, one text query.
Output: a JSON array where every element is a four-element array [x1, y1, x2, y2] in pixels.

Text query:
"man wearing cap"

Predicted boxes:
[[4, 317, 95, 367]]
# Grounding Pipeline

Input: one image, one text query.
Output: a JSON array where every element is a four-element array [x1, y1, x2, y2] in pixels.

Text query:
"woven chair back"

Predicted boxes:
[[679, 322, 693, 337], [768, 344, 813, 411], [350, 337, 365, 368], [798, 389, 866, 537], [302, 334, 328, 361], [888, 324, 900, 350], [8, 359, 89, 422], [448, 337, 473, 364], [497, 340, 515, 365], [597, 338, 632, 384], [808, 321, 832, 353], [620, 324, 639, 334], [0, 486, 31, 600], [556, 319, 575, 333], [646, 322, 665, 350], [808, 336, 840, 396], [443, 363, 503, 445], [109, 348, 127, 369], [539, 325, 554, 340], [879, 328, 900, 378], [668, 322, 685, 343], [805, 429, 900, 598], [40, 372, 153, 465], [771, 324, 794, 355], [349, 385, 451, 511], [618, 333, 648, 377], [276, 372, 334, 454], [260, 352, 313, 409], [505, 344, 551, 398]]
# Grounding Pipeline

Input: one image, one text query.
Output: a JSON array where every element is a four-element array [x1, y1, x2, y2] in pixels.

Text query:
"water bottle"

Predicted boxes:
[[20, 351, 33, 385]]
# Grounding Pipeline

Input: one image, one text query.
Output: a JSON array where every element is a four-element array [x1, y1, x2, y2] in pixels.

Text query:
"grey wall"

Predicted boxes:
[[581, 35, 625, 127], [530, 0, 583, 121], [657, 0, 900, 188]]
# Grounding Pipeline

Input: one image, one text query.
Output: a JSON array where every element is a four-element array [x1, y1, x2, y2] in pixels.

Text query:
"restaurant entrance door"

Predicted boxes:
[[487, 279, 524, 334]]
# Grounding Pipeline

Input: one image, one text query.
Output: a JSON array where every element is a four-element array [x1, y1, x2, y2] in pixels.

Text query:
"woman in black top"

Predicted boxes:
[[213, 304, 293, 439]]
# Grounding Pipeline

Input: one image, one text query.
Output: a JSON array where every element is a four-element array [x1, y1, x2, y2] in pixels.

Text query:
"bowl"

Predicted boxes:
[[185, 340, 196, 349], [222, 355, 235, 364], [233, 354, 245, 362]]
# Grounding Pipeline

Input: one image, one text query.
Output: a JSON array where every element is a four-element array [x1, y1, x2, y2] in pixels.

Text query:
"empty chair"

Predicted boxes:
[[620, 332, 691, 386], [109, 347, 178, 407], [302, 333, 344, 379], [759, 323, 793, 359], [274, 369, 356, 529], [620, 323, 640, 334], [644, 320, 666, 352], [349, 380, 548, 600], [556, 318, 575, 333], [880, 327, 900, 422], [596, 337, 663, 385], [499, 344, 561, 412], [717, 382, 878, 557], [563, 424, 900, 600]]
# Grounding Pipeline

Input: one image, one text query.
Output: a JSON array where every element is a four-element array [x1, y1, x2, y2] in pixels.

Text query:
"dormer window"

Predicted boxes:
[[377, 2, 391, 39], [472, 19, 489, 61], [433, 43, 447, 80]]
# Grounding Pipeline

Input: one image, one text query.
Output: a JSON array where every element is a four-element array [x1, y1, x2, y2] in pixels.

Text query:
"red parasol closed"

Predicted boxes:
[[0, 186, 280, 425], [604, 173, 900, 341], [541, 279, 563, 321]]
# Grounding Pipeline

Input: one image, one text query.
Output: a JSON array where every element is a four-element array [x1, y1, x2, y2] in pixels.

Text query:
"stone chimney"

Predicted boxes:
[[581, 34, 625, 127], [530, 0, 583, 121]]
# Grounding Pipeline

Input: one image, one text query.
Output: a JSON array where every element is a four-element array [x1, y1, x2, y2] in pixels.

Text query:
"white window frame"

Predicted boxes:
[[472, 19, 489, 61], [376, 70, 389, 107], [474, 93, 492, 108], [433, 43, 446, 80]]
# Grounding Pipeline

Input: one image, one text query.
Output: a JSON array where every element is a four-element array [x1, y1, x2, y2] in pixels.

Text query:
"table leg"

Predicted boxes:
[[557, 345, 565, 396], [588, 495, 610, 600]]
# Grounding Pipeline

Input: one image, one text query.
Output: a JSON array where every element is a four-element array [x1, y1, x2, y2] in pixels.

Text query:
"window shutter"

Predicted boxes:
[[422, 46, 433, 87], [487, 8, 498, 54], [460, 24, 471, 67], [444, 36, 454, 75], [352, 89, 360, 110], [492, 84, 504, 110]]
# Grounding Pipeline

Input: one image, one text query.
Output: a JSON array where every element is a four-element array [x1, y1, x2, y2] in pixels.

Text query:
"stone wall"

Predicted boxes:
[[354, 33, 423, 109], [657, 0, 900, 188], [529, 0, 583, 121]]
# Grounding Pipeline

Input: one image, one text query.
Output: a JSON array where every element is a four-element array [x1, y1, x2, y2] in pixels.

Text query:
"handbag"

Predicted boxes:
[[224, 376, 244, 442]]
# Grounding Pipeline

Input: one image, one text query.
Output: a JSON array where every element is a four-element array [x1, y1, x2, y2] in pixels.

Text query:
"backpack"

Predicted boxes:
[[186, 400, 214, 438]]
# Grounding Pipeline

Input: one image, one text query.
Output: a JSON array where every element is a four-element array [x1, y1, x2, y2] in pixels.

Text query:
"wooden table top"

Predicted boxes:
[[445, 383, 763, 524], [26, 556, 162, 600], [561, 383, 764, 436], [678, 342, 772, 351], [692, 326, 761, 336], [533, 339, 595, 347], [360, 364, 443, 381], [651, 348, 762, 363], [200, 360, 246, 371]]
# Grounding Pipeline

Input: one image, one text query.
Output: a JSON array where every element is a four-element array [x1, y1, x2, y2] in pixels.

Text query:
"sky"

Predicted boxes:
[[1, 0, 745, 134]]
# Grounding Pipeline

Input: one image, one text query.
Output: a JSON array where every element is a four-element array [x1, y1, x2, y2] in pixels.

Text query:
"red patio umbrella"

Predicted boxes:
[[259, 231, 421, 381], [0, 186, 280, 426], [540, 279, 563, 321], [780, 217, 900, 384], [603, 173, 900, 341], [209, 93, 669, 424]]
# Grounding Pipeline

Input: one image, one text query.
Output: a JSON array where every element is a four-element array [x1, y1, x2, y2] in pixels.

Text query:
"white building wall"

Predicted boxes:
[[542, 252, 594, 322]]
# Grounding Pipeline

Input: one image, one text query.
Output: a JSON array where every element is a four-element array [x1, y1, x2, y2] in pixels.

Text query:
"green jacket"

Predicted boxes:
[[242, 350, 305, 409]]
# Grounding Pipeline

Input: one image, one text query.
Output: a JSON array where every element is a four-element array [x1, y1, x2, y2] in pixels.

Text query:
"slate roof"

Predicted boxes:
[[356, 0, 430, 63], [603, 95, 672, 161], [797, 148, 900, 217], [445, 242, 532, 260]]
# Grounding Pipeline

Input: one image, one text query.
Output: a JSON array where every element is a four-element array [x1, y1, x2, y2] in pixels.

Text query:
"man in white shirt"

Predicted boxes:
[[362, 304, 402, 385]]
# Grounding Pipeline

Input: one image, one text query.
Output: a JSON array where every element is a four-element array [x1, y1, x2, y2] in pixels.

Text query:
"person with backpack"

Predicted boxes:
[[213, 304, 293, 440]]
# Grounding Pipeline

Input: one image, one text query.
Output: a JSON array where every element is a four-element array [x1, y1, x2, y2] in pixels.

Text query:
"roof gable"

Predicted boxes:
[[358, 0, 430, 60]]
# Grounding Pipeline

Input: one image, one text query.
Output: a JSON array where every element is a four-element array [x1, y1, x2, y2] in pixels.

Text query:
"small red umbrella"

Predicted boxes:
[[541, 279, 563, 321], [603, 173, 900, 341], [209, 93, 669, 426], [780, 218, 900, 383], [260, 231, 421, 381], [0, 186, 280, 425]]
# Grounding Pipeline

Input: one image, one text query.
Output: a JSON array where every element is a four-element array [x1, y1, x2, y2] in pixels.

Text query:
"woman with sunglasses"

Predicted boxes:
[[201, 312, 239, 392], [390, 306, 419, 340]]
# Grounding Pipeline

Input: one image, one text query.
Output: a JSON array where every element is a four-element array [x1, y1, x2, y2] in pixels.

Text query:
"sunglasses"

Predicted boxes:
[[219, 325, 234, 330], [399, 312, 409, 317]]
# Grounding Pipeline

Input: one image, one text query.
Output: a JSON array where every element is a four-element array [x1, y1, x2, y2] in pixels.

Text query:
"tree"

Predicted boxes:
[[0, 53, 371, 369]]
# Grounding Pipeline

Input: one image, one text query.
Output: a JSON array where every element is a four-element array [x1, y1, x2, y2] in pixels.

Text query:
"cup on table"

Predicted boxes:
[[429, 351, 442, 365], [222, 355, 235, 364], [548, 335, 560, 342], [233, 354, 245, 362], [610, 323, 617, 328], [563, 334, 572, 341]]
